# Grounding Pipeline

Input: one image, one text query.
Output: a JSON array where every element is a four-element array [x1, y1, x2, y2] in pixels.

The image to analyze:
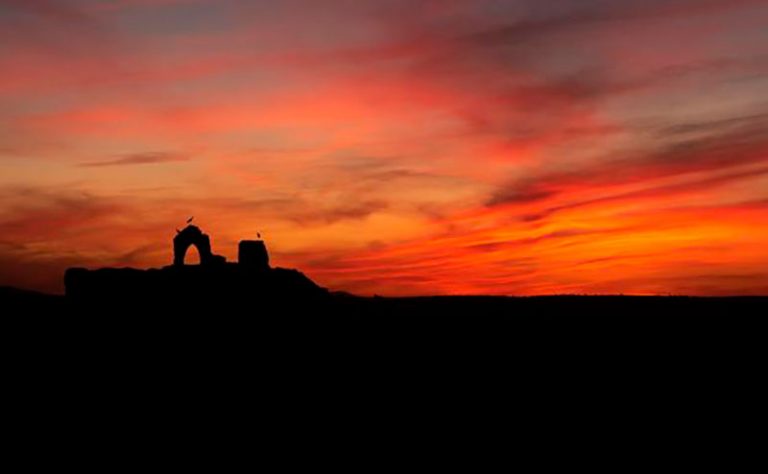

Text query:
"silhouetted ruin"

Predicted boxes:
[[239, 240, 269, 270], [173, 225, 226, 266], [65, 223, 327, 306]]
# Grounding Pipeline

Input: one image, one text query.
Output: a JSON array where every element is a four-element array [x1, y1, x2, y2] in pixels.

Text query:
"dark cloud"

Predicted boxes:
[[657, 111, 768, 137], [0, 187, 125, 239], [110, 243, 162, 266], [465, 229, 584, 251], [467, 0, 766, 46], [187, 196, 390, 227], [261, 199, 390, 226], [545, 166, 768, 218], [0, 186, 128, 293], [487, 114, 768, 208], [486, 188, 555, 207], [79, 152, 189, 167], [496, 165, 768, 223], [0, 0, 91, 25], [0, 0, 108, 52], [306, 200, 389, 224]]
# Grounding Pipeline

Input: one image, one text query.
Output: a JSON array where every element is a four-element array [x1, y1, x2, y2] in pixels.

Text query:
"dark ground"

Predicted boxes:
[[3, 284, 766, 344], [3, 284, 764, 434]]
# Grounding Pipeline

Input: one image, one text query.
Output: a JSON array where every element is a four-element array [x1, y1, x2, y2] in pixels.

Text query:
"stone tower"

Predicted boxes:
[[238, 239, 269, 270]]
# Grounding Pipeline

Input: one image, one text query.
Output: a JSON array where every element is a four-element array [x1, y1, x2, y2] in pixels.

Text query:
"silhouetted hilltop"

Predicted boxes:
[[0, 286, 64, 312], [62, 223, 327, 308], [64, 263, 328, 306]]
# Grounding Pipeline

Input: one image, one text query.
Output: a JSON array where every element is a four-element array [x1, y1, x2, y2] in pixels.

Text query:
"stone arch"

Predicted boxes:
[[173, 225, 225, 266]]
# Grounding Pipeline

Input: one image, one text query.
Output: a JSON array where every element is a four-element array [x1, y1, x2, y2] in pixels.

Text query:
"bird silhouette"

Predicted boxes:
[[257, 232, 262, 239], [186, 216, 194, 224]]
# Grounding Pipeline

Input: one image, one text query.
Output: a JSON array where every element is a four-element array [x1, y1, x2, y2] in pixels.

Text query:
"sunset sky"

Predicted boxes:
[[1, 0, 767, 295]]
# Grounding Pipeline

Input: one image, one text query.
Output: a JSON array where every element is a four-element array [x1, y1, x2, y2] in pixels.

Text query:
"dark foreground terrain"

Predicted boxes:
[[3, 282, 765, 416], [0, 257, 752, 348], [4, 262, 767, 359], [5, 282, 767, 315], [3, 283, 766, 337]]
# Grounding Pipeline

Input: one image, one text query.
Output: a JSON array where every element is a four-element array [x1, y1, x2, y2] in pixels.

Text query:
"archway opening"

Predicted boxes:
[[185, 244, 202, 265]]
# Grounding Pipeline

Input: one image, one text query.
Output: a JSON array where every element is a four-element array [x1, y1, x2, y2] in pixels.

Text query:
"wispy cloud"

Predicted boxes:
[[79, 152, 189, 167]]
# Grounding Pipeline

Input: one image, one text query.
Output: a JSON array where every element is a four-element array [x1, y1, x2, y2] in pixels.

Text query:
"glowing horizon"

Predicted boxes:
[[1, 0, 767, 295]]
